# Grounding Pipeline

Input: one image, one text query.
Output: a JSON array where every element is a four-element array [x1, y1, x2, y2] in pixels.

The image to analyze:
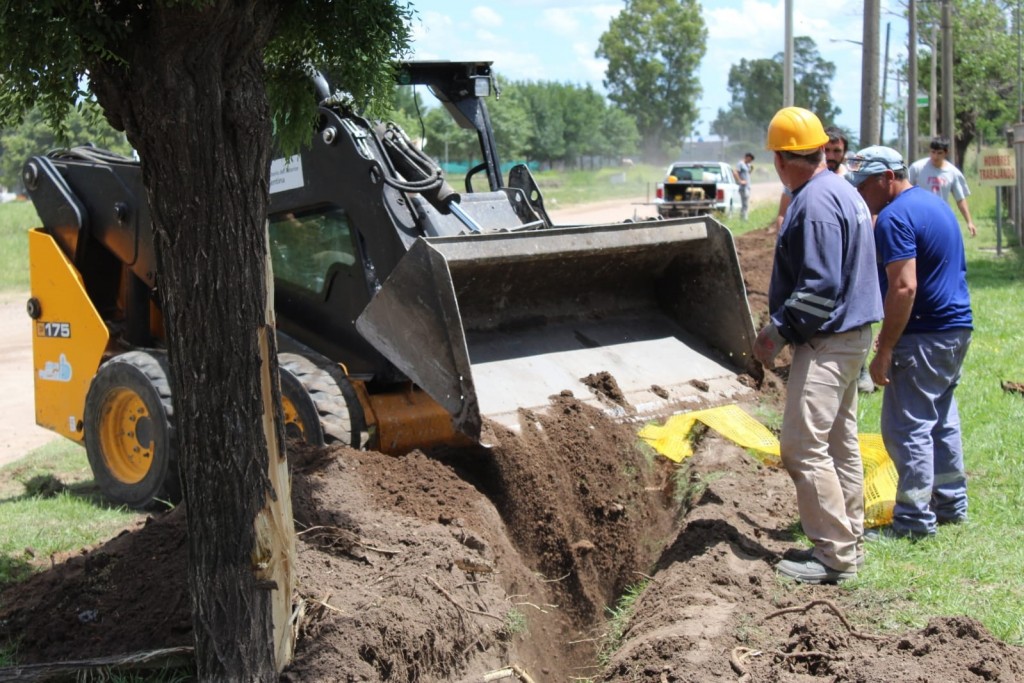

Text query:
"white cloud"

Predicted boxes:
[[476, 29, 501, 44], [541, 7, 579, 35], [471, 6, 503, 28]]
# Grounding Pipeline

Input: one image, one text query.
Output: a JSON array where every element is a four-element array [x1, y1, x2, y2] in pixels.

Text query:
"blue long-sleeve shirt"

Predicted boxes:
[[769, 170, 883, 344]]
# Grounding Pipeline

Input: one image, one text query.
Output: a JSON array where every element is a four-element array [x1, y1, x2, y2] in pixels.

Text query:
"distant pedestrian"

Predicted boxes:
[[908, 136, 977, 237], [847, 146, 973, 540], [734, 152, 755, 220], [756, 107, 883, 584]]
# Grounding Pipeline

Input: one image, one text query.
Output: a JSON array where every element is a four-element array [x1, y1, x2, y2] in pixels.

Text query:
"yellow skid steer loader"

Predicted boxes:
[[23, 61, 759, 508]]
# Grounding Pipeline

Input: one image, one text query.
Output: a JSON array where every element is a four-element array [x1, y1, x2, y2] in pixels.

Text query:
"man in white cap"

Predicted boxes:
[[846, 145, 973, 540]]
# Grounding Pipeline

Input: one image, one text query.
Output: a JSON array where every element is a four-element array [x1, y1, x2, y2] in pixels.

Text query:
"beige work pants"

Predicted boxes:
[[780, 325, 872, 571]]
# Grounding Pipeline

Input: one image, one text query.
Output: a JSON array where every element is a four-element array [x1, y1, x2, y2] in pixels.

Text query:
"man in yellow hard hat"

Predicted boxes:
[[755, 106, 883, 584]]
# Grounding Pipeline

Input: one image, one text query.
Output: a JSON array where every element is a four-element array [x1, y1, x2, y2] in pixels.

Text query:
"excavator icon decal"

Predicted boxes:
[[39, 353, 73, 382]]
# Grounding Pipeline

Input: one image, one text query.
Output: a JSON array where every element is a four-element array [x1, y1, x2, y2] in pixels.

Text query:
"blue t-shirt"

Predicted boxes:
[[874, 186, 973, 332], [769, 170, 883, 344]]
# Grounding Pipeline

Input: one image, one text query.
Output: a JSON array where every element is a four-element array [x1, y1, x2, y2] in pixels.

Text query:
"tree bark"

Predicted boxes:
[[89, 2, 294, 680]]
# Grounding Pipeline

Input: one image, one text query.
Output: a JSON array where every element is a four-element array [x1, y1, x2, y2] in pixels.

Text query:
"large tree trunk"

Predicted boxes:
[[90, 2, 294, 680]]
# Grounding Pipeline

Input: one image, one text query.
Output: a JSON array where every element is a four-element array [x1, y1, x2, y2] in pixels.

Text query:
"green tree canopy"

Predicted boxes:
[[711, 36, 840, 144], [0, 102, 132, 190], [596, 0, 707, 160], [914, 0, 1018, 161]]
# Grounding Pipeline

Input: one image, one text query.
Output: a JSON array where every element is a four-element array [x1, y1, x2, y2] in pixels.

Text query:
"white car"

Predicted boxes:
[[654, 161, 741, 217]]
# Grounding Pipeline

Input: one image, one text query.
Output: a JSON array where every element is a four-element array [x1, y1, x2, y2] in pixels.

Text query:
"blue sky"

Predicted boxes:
[[407, 0, 911, 140]]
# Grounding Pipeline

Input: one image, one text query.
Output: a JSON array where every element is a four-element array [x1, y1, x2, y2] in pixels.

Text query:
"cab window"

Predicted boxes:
[[268, 207, 356, 293]]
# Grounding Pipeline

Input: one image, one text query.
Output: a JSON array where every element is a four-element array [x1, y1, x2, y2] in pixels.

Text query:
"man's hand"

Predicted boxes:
[[754, 324, 786, 368], [869, 348, 892, 387]]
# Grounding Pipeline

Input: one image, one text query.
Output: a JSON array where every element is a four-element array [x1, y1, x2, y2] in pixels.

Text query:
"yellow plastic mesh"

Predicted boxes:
[[858, 433, 898, 528], [638, 404, 897, 528]]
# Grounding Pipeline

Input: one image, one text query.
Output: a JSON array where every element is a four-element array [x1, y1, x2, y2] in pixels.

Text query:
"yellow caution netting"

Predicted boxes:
[[639, 404, 897, 528]]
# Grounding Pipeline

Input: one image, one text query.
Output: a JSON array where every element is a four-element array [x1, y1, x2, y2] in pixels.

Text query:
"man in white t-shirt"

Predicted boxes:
[[908, 136, 977, 237]]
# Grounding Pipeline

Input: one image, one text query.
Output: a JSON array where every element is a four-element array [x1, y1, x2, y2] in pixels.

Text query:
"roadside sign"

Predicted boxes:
[[916, 95, 928, 107], [978, 149, 1016, 187]]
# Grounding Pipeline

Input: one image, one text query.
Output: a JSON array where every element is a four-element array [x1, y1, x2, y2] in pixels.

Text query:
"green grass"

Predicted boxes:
[[533, 162, 665, 208], [0, 201, 39, 292], [850, 183, 1024, 644], [0, 440, 143, 586], [599, 579, 649, 668]]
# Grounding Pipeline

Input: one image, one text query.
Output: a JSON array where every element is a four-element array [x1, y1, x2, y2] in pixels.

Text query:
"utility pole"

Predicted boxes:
[[880, 22, 891, 143], [930, 26, 938, 138], [908, 0, 919, 160], [941, 0, 956, 164], [784, 0, 794, 106], [861, 0, 881, 146]]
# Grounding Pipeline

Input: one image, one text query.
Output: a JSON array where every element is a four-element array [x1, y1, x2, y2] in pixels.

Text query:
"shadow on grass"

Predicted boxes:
[[0, 473, 114, 509], [0, 553, 34, 587]]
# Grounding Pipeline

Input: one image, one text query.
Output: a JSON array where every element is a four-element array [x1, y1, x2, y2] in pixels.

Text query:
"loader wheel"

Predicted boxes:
[[279, 353, 367, 448], [280, 367, 325, 446], [84, 351, 180, 509]]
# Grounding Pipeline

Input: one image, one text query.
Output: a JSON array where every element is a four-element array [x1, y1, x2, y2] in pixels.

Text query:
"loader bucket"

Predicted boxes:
[[356, 215, 759, 440]]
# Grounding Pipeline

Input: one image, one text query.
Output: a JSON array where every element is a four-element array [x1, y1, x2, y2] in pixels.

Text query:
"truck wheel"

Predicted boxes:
[[279, 353, 367, 448], [280, 367, 325, 447], [84, 351, 180, 509]]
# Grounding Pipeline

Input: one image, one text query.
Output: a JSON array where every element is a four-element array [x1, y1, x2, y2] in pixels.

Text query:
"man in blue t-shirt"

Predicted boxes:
[[846, 145, 974, 539]]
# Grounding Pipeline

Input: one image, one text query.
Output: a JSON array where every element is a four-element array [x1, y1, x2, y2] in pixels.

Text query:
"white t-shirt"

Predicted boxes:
[[908, 158, 971, 202]]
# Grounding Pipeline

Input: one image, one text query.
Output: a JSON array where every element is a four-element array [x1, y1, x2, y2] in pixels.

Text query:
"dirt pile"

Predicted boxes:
[[2, 226, 1023, 682], [282, 393, 678, 682]]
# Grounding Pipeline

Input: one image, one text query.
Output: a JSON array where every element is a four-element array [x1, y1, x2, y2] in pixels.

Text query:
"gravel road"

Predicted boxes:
[[0, 292, 56, 466]]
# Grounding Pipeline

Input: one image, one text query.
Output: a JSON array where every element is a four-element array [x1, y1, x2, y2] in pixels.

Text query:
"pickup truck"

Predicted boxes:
[[654, 161, 741, 218]]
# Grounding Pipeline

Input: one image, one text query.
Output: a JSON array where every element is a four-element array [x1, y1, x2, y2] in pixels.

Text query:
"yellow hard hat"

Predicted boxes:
[[765, 106, 829, 152]]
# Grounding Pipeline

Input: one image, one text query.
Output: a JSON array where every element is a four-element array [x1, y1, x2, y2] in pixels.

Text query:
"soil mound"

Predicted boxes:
[[3, 226, 1023, 681]]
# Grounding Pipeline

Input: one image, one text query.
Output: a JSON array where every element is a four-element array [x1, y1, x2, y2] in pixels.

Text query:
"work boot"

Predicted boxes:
[[776, 558, 856, 584], [857, 366, 875, 393], [784, 546, 864, 568]]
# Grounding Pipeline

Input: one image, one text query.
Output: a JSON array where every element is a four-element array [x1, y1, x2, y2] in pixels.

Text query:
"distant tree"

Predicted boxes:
[[596, 0, 707, 160], [487, 81, 532, 163], [713, 58, 783, 143], [503, 80, 637, 167], [518, 81, 569, 163], [561, 85, 606, 167], [0, 103, 132, 191], [914, 0, 1017, 162], [598, 107, 641, 160], [421, 105, 478, 167], [0, 2, 410, 679], [712, 37, 840, 143]]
